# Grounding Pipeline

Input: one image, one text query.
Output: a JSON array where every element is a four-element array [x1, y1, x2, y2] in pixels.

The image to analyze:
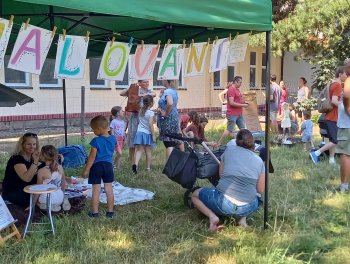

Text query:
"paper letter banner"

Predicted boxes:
[[54, 35, 88, 79], [185, 42, 208, 77], [8, 24, 53, 75], [209, 38, 229, 73], [129, 44, 158, 80], [0, 18, 13, 69], [227, 33, 249, 65], [0, 196, 15, 231], [157, 44, 184, 80], [98, 41, 130, 81]]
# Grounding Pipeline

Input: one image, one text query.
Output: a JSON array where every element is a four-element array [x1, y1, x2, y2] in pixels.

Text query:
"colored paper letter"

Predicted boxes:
[[97, 41, 130, 81], [185, 42, 208, 77], [8, 23, 53, 75]]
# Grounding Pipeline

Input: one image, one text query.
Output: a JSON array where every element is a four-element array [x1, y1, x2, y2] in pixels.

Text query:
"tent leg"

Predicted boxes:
[[264, 31, 271, 230], [63, 79, 68, 146]]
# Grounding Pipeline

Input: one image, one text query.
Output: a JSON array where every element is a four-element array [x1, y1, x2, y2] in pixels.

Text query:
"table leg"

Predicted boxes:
[[46, 194, 55, 236], [23, 194, 35, 238]]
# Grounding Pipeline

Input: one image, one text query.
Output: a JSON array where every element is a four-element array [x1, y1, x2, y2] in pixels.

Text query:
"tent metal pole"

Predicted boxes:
[[63, 79, 68, 146], [264, 31, 271, 230]]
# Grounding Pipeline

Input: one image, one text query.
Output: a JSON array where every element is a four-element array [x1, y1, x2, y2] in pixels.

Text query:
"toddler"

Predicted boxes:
[[299, 112, 314, 151], [280, 102, 291, 142], [37, 145, 68, 212], [110, 106, 126, 170], [82, 115, 116, 218]]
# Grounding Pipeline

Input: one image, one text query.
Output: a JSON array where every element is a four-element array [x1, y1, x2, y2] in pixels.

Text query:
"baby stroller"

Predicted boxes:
[[162, 133, 273, 208], [162, 133, 224, 207]]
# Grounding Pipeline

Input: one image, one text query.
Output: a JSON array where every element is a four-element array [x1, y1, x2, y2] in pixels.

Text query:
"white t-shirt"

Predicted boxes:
[[137, 110, 154, 134]]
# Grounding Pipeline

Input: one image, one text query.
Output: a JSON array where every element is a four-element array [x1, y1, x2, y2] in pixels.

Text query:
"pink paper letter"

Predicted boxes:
[[11, 28, 41, 70]]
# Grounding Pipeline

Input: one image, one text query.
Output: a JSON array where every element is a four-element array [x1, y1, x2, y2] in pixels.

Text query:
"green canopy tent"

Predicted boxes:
[[2, 0, 273, 229]]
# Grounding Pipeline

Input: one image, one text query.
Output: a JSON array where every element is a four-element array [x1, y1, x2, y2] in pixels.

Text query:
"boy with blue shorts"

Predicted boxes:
[[82, 115, 116, 218]]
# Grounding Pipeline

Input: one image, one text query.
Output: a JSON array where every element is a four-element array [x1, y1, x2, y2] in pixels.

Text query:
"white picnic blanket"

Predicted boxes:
[[69, 178, 155, 205]]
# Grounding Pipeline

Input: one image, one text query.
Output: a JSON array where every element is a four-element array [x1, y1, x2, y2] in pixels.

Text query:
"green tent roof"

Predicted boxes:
[[3, 0, 272, 55]]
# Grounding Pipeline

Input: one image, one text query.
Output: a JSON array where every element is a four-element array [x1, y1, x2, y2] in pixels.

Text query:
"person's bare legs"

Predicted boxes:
[[191, 188, 224, 231], [145, 145, 152, 170], [129, 147, 135, 164], [91, 184, 101, 213], [340, 154, 350, 184], [238, 217, 248, 228], [116, 150, 122, 170], [104, 183, 114, 213], [165, 146, 173, 161], [217, 130, 230, 146], [134, 145, 144, 168]]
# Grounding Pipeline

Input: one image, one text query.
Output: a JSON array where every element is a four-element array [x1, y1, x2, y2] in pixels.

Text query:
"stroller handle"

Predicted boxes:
[[164, 133, 203, 144]]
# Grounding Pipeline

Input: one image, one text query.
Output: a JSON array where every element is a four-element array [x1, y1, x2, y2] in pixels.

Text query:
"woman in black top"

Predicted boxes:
[[2, 133, 40, 207]]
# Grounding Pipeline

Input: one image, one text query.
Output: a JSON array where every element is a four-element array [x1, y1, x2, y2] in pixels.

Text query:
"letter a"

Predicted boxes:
[[11, 28, 41, 70], [159, 47, 177, 76]]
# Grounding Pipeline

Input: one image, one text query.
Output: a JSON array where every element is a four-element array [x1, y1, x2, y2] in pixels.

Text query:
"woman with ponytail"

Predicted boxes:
[[37, 145, 67, 212]]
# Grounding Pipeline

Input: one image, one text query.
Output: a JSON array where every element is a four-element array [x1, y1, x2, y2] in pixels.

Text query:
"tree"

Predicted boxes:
[[272, 0, 298, 22], [272, 0, 350, 91]]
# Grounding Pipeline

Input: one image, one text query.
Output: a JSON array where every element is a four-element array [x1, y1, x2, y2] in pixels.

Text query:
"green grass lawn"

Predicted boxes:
[[0, 125, 349, 264]]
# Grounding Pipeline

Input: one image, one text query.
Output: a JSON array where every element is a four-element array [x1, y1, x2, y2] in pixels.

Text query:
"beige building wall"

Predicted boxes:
[[0, 46, 281, 117]]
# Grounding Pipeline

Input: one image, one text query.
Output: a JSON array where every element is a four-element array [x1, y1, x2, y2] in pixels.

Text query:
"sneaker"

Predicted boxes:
[[132, 164, 138, 174], [62, 197, 71, 211], [309, 151, 319, 165], [334, 186, 349, 193], [87, 211, 99, 218], [106, 211, 114, 219]]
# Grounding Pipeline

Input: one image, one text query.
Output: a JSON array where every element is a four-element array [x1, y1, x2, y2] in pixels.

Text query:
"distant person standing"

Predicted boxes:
[[216, 76, 248, 146], [335, 59, 350, 192], [279, 80, 288, 115], [218, 81, 232, 118], [269, 74, 282, 133], [120, 80, 155, 165], [309, 67, 347, 165], [296, 77, 309, 123]]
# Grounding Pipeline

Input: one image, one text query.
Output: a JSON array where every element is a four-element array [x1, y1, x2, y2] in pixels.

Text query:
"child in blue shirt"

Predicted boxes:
[[82, 115, 116, 218], [299, 112, 314, 151]]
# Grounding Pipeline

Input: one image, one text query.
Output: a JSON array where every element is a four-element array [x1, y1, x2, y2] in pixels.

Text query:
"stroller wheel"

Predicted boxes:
[[184, 187, 201, 208]]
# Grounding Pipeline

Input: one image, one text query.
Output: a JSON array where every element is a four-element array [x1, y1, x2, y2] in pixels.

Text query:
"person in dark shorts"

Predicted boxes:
[[82, 115, 116, 218], [310, 67, 347, 165]]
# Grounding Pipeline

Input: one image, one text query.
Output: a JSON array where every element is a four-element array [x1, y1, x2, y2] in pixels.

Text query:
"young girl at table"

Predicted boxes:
[[110, 106, 126, 170], [133, 95, 156, 174], [37, 145, 67, 212]]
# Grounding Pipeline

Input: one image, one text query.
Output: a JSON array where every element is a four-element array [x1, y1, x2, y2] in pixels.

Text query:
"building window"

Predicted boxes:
[[213, 71, 221, 88], [89, 58, 108, 88], [249, 52, 256, 88], [227, 66, 235, 82], [115, 62, 129, 89], [4, 56, 30, 88], [261, 53, 267, 88], [40, 59, 62, 88]]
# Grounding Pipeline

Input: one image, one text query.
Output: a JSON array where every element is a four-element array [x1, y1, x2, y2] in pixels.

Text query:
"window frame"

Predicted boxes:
[[39, 59, 62, 89], [4, 56, 31, 88], [89, 57, 108, 89], [249, 51, 257, 89], [213, 71, 221, 89], [261, 53, 267, 89], [115, 58, 130, 89]]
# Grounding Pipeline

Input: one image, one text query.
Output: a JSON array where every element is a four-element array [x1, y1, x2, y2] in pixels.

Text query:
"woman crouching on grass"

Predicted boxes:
[[191, 129, 265, 231]]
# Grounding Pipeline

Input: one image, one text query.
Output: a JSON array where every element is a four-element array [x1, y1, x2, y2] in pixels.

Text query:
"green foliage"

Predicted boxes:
[[292, 97, 317, 112], [271, 0, 350, 90]]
